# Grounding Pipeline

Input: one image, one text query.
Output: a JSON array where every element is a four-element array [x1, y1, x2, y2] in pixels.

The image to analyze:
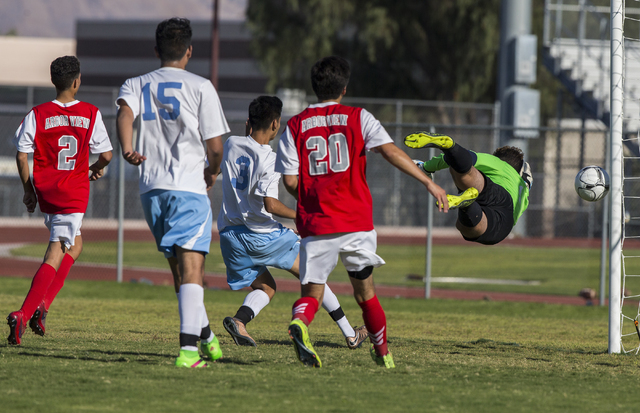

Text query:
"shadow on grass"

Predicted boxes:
[[258, 338, 345, 350], [5, 347, 273, 366], [8, 350, 161, 364]]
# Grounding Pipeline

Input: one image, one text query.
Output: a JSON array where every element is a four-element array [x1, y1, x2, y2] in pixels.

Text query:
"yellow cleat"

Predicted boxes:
[[288, 319, 322, 368], [370, 345, 395, 369], [438, 187, 479, 210], [404, 132, 454, 150]]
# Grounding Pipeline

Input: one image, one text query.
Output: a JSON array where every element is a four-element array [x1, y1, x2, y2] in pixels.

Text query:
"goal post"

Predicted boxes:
[[610, 0, 623, 354]]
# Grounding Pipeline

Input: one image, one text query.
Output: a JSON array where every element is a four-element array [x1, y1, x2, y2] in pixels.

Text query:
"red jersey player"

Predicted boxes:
[[7, 56, 113, 345], [275, 56, 448, 368]]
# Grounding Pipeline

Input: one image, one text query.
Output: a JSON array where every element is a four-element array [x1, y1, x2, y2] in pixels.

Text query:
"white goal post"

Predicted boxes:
[[610, 0, 640, 354], [609, 0, 623, 354]]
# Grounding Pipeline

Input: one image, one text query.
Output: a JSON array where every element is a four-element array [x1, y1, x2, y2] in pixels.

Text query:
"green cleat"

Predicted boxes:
[[370, 345, 395, 369], [288, 319, 322, 368], [404, 132, 454, 150], [438, 187, 479, 210], [175, 349, 208, 368], [201, 335, 223, 361]]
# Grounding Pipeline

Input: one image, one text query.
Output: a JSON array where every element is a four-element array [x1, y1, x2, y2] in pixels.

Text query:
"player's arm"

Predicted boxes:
[[282, 175, 299, 200], [116, 100, 146, 165], [89, 151, 113, 181], [204, 136, 223, 191], [374, 142, 449, 212], [16, 151, 36, 213], [264, 196, 296, 219]]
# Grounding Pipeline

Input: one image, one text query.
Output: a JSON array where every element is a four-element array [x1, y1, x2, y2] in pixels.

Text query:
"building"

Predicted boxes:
[[76, 20, 267, 93]]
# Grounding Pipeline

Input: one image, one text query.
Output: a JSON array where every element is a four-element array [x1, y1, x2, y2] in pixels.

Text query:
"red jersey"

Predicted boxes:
[[284, 104, 373, 237], [14, 100, 112, 214]]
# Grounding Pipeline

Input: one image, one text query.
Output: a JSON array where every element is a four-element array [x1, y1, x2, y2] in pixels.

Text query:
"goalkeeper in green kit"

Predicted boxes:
[[405, 132, 532, 245]]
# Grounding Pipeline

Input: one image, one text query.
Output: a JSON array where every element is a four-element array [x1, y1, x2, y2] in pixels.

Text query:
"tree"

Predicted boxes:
[[246, 0, 501, 102]]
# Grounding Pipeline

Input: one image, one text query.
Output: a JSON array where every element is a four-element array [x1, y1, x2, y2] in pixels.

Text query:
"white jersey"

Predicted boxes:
[[217, 135, 282, 234], [117, 67, 230, 195]]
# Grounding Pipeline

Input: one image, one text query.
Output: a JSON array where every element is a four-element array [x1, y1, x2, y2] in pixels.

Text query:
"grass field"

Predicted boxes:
[[11, 241, 640, 296], [1, 276, 640, 412]]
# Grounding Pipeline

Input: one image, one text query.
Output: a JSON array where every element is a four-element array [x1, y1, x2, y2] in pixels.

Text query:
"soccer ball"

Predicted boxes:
[[574, 166, 610, 202]]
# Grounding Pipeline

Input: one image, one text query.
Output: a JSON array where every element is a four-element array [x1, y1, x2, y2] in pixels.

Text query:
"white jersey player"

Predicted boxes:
[[218, 96, 369, 350], [115, 18, 229, 368]]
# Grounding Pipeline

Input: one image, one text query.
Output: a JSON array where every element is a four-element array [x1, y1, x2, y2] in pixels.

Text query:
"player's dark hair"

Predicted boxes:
[[50, 56, 80, 91], [493, 146, 524, 173], [156, 18, 192, 62], [311, 56, 351, 101], [248, 96, 283, 132]]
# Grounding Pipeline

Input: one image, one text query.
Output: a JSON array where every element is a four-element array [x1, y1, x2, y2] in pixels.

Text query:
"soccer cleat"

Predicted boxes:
[[223, 316, 257, 347], [404, 132, 454, 150], [201, 335, 223, 361], [438, 187, 479, 210], [175, 349, 208, 368], [29, 301, 47, 336], [370, 345, 395, 369], [7, 311, 26, 345], [346, 325, 369, 349], [288, 319, 322, 368]]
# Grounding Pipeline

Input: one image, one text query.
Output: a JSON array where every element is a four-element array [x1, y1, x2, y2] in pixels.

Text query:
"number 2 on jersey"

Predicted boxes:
[[57, 135, 77, 170], [142, 82, 182, 121], [306, 133, 350, 176]]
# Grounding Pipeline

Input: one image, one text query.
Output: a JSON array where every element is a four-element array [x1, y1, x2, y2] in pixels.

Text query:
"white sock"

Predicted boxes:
[[242, 289, 271, 318], [179, 283, 204, 351], [322, 284, 355, 338], [201, 303, 215, 343]]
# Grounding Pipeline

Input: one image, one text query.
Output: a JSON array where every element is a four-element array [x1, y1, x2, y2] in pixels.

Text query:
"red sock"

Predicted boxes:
[[291, 297, 319, 326], [43, 254, 75, 310], [359, 295, 388, 356], [20, 263, 57, 319]]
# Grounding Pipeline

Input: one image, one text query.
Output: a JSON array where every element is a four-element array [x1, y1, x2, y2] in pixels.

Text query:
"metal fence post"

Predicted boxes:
[[117, 145, 125, 283]]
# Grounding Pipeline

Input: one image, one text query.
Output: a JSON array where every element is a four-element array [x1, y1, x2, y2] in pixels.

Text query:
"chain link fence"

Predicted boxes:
[[0, 85, 611, 280]]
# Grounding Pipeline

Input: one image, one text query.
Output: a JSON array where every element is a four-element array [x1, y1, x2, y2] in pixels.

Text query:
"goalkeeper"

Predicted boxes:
[[405, 132, 532, 245]]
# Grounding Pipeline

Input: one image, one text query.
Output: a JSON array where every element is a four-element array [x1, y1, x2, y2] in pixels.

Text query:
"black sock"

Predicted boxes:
[[234, 305, 255, 325], [443, 143, 476, 174], [200, 324, 212, 340], [458, 202, 483, 228], [179, 333, 199, 348]]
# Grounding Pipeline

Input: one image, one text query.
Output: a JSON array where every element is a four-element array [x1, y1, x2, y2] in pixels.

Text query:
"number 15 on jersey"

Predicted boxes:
[[141, 82, 182, 121]]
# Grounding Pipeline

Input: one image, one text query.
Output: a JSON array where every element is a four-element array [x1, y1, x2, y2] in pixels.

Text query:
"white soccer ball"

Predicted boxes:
[[575, 166, 610, 202]]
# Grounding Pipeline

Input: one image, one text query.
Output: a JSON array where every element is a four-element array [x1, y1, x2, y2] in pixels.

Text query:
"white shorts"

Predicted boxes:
[[44, 213, 83, 249], [299, 230, 386, 285]]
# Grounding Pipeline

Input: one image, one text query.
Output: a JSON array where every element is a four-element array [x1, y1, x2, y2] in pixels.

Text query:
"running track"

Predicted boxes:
[[0, 224, 626, 306]]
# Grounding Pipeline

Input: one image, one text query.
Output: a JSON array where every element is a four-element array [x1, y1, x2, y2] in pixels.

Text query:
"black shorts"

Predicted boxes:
[[462, 173, 514, 245]]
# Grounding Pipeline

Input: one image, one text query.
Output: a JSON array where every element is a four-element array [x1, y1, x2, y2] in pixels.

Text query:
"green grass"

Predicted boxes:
[[1, 277, 640, 412], [11, 241, 640, 296]]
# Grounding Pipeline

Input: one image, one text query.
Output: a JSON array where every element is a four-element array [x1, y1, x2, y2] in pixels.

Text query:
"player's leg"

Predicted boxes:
[[288, 234, 341, 368], [143, 190, 216, 367], [7, 240, 63, 345], [29, 235, 83, 338], [199, 304, 222, 362], [7, 213, 82, 345], [168, 255, 220, 361], [288, 254, 368, 348], [340, 230, 394, 368], [175, 247, 210, 367], [224, 270, 276, 347]]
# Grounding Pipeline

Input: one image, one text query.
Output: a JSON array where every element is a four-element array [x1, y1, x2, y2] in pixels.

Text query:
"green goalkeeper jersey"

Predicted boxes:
[[423, 153, 530, 225]]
